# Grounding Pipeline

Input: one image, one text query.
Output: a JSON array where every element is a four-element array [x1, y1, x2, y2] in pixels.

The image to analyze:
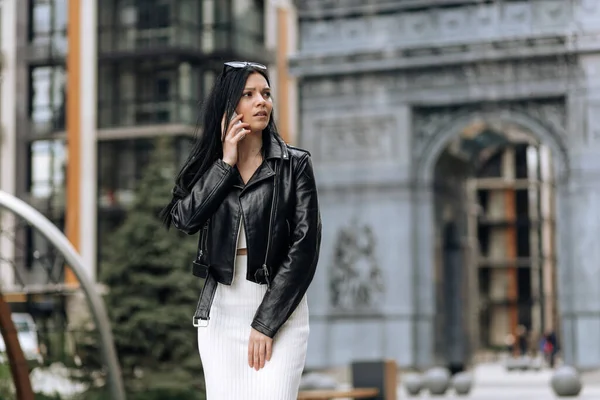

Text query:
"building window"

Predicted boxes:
[[25, 224, 65, 283], [98, 61, 203, 128], [98, 139, 154, 209], [199, 0, 264, 54], [29, 0, 68, 56], [97, 0, 265, 55], [137, 0, 171, 30], [28, 139, 67, 214], [230, 0, 264, 54], [24, 133, 67, 283], [99, 0, 202, 53], [29, 66, 67, 136]]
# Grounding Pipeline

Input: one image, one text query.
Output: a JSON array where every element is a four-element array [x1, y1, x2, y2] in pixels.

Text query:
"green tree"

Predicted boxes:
[[0, 363, 15, 399], [98, 137, 204, 397]]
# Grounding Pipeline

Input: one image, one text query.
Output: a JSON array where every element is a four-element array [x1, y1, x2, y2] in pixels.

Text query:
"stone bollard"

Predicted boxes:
[[550, 365, 583, 397], [452, 372, 473, 396], [403, 372, 423, 396], [424, 367, 451, 396], [298, 372, 338, 391]]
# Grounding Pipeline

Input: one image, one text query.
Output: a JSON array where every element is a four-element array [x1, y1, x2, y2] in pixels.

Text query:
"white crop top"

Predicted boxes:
[[237, 219, 247, 249]]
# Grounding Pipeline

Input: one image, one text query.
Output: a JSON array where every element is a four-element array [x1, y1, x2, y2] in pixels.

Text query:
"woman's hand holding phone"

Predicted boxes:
[[222, 113, 250, 167]]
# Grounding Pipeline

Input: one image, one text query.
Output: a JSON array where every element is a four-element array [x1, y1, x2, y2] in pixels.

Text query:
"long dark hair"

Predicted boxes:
[[159, 64, 282, 228]]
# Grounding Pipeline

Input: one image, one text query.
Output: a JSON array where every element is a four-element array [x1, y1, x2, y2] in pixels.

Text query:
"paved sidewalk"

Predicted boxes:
[[397, 363, 600, 399]]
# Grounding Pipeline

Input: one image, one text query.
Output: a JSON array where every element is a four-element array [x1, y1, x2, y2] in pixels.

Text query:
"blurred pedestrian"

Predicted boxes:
[[505, 333, 515, 354], [516, 325, 528, 356], [544, 330, 559, 368], [160, 61, 322, 400]]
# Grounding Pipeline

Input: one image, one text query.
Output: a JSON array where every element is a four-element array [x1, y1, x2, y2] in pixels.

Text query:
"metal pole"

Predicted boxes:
[[0, 190, 126, 400], [0, 290, 34, 400]]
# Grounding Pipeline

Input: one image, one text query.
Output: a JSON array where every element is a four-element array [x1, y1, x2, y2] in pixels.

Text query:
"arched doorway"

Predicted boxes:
[[411, 104, 571, 369]]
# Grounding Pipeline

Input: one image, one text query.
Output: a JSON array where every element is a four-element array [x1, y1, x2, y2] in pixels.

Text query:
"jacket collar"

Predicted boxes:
[[264, 133, 289, 161], [233, 134, 288, 190]]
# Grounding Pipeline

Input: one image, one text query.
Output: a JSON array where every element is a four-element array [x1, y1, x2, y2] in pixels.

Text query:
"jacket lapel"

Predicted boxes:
[[237, 133, 287, 193], [241, 161, 275, 193]]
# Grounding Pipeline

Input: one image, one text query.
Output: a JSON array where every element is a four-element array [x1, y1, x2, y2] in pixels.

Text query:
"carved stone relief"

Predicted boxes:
[[300, 58, 574, 100], [329, 219, 384, 311], [310, 113, 397, 164], [519, 102, 568, 143], [412, 106, 474, 162], [298, 0, 574, 53]]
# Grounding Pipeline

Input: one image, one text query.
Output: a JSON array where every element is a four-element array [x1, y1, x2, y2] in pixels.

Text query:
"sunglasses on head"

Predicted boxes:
[[223, 61, 267, 74]]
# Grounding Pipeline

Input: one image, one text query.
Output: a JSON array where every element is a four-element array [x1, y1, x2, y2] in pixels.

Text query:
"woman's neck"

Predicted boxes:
[[237, 131, 263, 163]]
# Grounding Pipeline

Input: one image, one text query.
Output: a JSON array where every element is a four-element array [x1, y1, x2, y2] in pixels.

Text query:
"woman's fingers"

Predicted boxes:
[[231, 112, 244, 124], [248, 330, 273, 371], [258, 341, 266, 369], [221, 113, 241, 139], [224, 123, 249, 142], [233, 126, 250, 142], [225, 114, 246, 138], [248, 339, 262, 370], [266, 340, 273, 362], [254, 341, 261, 371], [248, 340, 254, 368], [222, 121, 248, 166]]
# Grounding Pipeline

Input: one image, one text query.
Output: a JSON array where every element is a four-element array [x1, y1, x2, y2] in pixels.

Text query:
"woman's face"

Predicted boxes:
[[235, 72, 273, 134]]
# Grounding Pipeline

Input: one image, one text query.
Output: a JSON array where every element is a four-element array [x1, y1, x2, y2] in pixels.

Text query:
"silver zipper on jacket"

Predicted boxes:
[[262, 160, 280, 290], [199, 220, 209, 258]]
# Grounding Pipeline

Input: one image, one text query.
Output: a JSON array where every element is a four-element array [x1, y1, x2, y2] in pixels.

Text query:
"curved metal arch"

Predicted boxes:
[[414, 108, 571, 184], [0, 191, 126, 400]]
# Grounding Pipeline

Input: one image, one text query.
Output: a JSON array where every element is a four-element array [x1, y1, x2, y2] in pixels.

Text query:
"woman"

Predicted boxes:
[[160, 61, 322, 399]]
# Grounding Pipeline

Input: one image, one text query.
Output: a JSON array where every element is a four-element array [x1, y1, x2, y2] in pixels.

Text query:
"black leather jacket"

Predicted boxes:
[[171, 134, 322, 338]]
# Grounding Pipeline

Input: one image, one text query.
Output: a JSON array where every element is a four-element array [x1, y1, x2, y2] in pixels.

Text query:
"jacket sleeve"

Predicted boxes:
[[251, 154, 322, 338], [171, 159, 237, 235]]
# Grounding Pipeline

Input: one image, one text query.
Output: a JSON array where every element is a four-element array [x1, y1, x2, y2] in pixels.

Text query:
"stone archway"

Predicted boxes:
[[414, 104, 570, 182], [410, 101, 573, 368]]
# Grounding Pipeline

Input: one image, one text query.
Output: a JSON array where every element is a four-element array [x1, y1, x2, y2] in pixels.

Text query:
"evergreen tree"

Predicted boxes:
[[99, 137, 204, 396]]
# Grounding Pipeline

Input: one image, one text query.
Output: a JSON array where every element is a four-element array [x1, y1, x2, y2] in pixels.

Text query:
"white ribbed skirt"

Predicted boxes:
[[197, 254, 309, 400]]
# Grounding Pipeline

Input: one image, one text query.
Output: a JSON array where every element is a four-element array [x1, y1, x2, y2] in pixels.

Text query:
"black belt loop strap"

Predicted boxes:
[[192, 273, 217, 327]]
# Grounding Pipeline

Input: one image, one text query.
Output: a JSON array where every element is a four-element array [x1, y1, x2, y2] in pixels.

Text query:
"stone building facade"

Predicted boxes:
[[290, 0, 600, 370]]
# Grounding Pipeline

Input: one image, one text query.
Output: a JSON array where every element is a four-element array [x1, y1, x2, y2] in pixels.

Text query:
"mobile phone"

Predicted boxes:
[[233, 112, 247, 141], [222, 112, 240, 141]]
